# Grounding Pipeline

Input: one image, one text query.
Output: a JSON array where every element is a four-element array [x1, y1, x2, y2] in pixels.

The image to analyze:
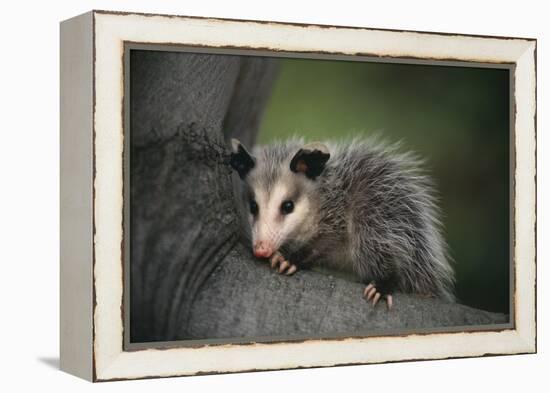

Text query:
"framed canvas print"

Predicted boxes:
[[60, 10, 537, 382]]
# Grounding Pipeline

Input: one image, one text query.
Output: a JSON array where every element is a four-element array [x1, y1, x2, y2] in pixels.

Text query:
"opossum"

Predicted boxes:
[[229, 137, 455, 309]]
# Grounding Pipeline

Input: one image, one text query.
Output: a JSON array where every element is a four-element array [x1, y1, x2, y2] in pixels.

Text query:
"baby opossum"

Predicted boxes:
[[230, 137, 455, 309]]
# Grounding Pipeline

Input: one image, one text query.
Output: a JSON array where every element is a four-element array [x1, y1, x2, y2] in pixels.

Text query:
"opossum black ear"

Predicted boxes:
[[230, 139, 256, 179], [290, 142, 330, 180]]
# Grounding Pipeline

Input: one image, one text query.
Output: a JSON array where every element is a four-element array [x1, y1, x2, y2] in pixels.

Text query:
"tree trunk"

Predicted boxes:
[[129, 50, 507, 343]]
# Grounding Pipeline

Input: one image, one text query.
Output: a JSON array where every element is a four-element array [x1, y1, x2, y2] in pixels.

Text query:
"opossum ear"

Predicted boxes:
[[290, 142, 330, 180], [230, 139, 256, 179]]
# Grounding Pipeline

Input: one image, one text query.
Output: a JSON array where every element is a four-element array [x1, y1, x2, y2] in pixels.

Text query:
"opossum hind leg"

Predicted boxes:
[[363, 281, 394, 310], [270, 251, 298, 276]]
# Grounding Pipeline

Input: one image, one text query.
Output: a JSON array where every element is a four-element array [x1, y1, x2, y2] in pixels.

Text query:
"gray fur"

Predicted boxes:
[[232, 136, 456, 302]]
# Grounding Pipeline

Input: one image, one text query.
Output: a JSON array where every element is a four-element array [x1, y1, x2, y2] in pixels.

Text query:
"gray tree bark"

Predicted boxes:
[[129, 50, 507, 343]]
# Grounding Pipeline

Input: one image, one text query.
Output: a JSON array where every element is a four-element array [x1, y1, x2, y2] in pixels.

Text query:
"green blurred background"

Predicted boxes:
[[258, 58, 510, 314]]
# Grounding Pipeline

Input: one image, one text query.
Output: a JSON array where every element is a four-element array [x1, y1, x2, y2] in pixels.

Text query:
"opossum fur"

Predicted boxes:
[[230, 136, 455, 304]]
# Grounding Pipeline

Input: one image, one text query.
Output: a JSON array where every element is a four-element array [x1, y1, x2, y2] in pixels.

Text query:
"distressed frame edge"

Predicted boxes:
[[91, 8, 537, 42], [122, 42, 516, 352], [89, 10, 537, 382], [512, 40, 537, 354], [59, 11, 95, 381]]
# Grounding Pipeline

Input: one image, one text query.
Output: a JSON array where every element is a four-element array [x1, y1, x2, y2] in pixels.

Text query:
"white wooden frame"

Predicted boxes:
[[60, 10, 536, 382]]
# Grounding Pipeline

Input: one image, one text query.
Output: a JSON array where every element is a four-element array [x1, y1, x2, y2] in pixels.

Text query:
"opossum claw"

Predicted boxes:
[[372, 292, 382, 306], [269, 252, 298, 275], [366, 286, 377, 301], [285, 264, 297, 275], [279, 260, 290, 273], [363, 284, 374, 297], [386, 295, 393, 310], [270, 252, 284, 269], [363, 284, 393, 309]]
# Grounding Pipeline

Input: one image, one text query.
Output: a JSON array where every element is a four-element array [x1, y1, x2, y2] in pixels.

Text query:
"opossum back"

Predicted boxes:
[[321, 137, 455, 301]]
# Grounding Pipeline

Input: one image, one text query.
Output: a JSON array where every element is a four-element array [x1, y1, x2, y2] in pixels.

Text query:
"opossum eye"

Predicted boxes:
[[250, 200, 259, 216], [280, 200, 294, 215]]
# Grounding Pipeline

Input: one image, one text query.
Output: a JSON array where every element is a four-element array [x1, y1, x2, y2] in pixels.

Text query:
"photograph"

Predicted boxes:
[[127, 47, 511, 344], [58, 10, 537, 381]]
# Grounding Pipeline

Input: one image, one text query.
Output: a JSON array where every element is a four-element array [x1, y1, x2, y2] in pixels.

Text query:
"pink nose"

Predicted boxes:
[[253, 241, 273, 258]]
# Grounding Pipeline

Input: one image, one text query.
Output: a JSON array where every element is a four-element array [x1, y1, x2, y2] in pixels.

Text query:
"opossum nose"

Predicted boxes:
[[253, 241, 273, 258]]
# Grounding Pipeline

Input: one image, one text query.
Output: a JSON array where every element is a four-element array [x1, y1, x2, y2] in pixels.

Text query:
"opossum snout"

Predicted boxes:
[[253, 241, 274, 258]]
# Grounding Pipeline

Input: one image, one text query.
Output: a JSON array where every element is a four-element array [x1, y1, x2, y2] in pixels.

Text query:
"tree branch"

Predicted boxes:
[[185, 245, 507, 339]]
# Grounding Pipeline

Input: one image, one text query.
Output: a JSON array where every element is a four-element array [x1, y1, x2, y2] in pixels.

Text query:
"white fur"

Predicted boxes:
[[251, 180, 311, 254]]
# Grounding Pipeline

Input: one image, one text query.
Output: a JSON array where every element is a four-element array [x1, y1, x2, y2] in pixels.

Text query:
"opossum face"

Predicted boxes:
[[247, 178, 312, 258], [230, 139, 330, 259]]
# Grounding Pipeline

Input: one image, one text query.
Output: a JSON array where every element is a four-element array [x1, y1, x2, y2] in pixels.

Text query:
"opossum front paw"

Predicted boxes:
[[270, 252, 298, 275], [363, 283, 393, 310]]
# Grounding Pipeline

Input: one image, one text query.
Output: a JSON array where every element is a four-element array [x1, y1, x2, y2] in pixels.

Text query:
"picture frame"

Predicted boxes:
[[60, 10, 536, 382]]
